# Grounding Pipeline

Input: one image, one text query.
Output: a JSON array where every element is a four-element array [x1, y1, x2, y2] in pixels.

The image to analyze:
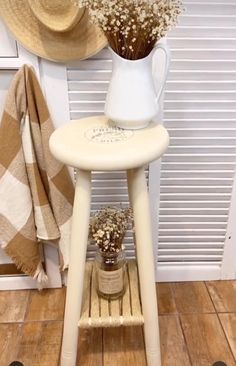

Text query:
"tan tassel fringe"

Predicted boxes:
[[4, 246, 48, 290], [33, 263, 48, 290]]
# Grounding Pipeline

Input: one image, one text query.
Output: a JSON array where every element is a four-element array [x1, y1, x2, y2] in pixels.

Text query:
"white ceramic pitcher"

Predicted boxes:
[[105, 42, 171, 130]]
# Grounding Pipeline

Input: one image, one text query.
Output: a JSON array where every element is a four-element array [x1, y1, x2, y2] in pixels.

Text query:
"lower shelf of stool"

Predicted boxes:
[[79, 259, 144, 328]]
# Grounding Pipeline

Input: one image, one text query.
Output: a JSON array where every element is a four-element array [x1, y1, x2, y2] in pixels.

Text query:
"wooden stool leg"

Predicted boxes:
[[60, 169, 91, 366], [127, 168, 161, 366]]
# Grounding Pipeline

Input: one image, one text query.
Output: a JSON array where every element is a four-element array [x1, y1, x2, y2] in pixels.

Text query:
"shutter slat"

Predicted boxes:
[[165, 120, 236, 128], [161, 178, 233, 186], [159, 222, 227, 229], [68, 70, 111, 81], [161, 193, 231, 201], [69, 91, 107, 101], [68, 80, 109, 91], [92, 187, 128, 195], [170, 27, 236, 38], [180, 15, 236, 27], [183, 3, 236, 15], [158, 254, 222, 261], [70, 59, 112, 70], [70, 111, 103, 119], [171, 49, 236, 60], [160, 209, 229, 215], [165, 111, 236, 119], [165, 101, 236, 109], [161, 170, 234, 178], [166, 147, 236, 155], [159, 235, 224, 242], [166, 91, 236, 101], [171, 60, 236, 70], [160, 201, 230, 208], [159, 215, 228, 222], [159, 248, 224, 254], [168, 72, 236, 83], [162, 163, 236, 170], [164, 138, 236, 146], [168, 38, 236, 49], [159, 243, 224, 249], [161, 186, 232, 194], [166, 81, 236, 91]]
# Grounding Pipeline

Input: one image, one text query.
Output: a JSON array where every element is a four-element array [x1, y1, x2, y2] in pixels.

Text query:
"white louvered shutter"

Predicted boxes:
[[66, 0, 236, 280], [157, 0, 236, 281]]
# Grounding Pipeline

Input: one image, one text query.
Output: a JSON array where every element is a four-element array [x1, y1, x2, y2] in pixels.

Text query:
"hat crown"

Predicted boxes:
[[28, 0, 84, 32], [32, 0, 74, 14]]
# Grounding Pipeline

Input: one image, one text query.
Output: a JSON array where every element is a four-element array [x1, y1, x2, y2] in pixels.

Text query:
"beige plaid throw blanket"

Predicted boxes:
[[0, 65, 74, 285]]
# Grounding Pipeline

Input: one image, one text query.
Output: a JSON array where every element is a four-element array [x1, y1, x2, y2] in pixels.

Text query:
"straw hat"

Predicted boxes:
[[0, 0, 107, 62], [27, 0, 85, 32]]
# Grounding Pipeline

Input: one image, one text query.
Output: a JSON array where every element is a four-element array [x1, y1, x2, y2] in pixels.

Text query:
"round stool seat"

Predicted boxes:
[[49, 116, 169, 171]]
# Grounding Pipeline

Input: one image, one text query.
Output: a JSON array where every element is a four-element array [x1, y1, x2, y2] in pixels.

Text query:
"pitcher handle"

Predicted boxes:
[[153, 40, 171, 102]]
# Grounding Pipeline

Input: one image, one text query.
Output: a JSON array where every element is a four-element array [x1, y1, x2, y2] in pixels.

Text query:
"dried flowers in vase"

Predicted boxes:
[[89, 206, 132, 300], [73, 0, 183, 60], [89, 206, 132, 253]]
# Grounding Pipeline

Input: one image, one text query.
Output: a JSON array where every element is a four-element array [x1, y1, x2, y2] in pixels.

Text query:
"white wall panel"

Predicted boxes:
[[0, 21, 17, 57]]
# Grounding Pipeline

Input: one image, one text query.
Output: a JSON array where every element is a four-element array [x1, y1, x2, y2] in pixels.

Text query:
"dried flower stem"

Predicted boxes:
[[73, 0, 183, 60]]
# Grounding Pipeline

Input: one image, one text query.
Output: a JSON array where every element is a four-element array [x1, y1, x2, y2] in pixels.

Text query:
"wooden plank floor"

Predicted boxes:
[[0, 281, 236, 366]]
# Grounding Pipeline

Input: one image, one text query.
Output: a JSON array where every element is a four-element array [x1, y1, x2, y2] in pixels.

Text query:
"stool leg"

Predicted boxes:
[[127, 168, 161, 366], [60, 169, 91, 366]]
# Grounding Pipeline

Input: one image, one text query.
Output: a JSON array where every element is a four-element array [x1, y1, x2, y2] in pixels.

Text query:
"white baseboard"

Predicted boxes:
[[156, 263, 222, 282], [0, 275, 61, 290]]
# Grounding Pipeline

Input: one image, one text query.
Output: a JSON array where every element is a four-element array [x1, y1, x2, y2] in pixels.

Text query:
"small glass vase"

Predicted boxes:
[[95, 249, 126, 300]]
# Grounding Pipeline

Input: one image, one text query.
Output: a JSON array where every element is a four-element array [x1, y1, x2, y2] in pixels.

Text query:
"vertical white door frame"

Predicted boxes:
[[39, 59, 74, 181], [221, 170, 236, 279], [149, 38, 168, 281], [39, 59, 70, 128]]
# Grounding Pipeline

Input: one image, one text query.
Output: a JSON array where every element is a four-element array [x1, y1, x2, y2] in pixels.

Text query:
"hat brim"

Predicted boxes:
[[0, 0, 107, 62]]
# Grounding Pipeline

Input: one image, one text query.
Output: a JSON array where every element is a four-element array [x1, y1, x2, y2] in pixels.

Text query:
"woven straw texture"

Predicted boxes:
[[27, 0, 85, 32], [0, 0, 107, 62]]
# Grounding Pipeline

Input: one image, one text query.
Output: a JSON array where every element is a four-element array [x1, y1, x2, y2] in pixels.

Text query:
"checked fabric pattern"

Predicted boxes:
[[0, 65, 74, 285]]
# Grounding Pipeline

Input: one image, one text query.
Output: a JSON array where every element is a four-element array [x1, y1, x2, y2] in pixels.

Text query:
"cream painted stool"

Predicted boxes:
[[49, 115, 169, 366]]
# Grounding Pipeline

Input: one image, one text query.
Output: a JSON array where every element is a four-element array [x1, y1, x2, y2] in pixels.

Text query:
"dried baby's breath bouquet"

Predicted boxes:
[[74, 0, 183, 60], [89, 207, 132, 254]]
